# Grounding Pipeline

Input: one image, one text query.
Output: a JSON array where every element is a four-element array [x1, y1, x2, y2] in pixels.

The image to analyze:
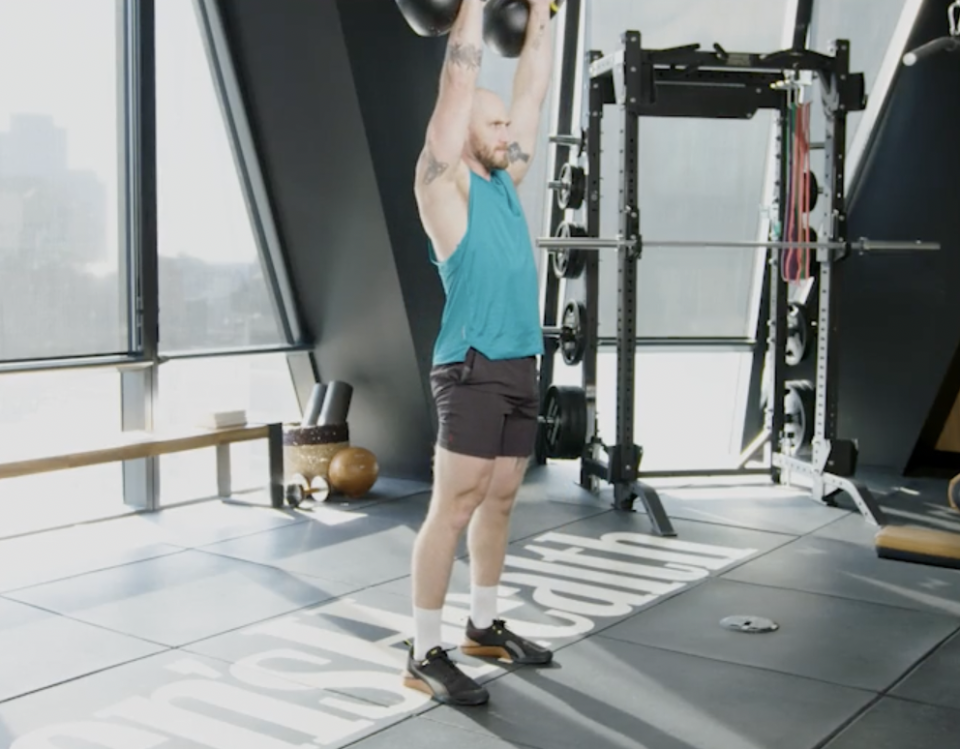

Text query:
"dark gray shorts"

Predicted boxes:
[[430, 347, 539, 459]]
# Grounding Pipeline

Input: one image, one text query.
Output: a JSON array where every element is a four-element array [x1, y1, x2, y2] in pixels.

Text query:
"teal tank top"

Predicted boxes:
[[430, 169, 544, 366]]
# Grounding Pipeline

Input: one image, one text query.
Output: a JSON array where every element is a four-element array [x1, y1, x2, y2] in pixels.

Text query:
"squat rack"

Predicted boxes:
[[535, 25, 939, 537]]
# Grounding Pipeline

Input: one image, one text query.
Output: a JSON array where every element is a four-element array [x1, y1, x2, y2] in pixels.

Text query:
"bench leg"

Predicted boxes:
[[216, 443, 232, 498], [267, 422, 284, 509]]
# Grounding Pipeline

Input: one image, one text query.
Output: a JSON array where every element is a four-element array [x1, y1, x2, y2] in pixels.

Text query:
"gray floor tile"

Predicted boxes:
[[0, 648, 415, 748], [723, 534, 960, 618], [199, 508, 441, 588], [107, 499, 309, 548], [891, 630, 960, 711], [823, 696, 960, 749], [426, 635, 875, 749], [0, 521, 182, 593], [0, 597, 164, 703], [351, 715, 543, 748], [5, 549, 350, 647], [599, 578, 960, 692]]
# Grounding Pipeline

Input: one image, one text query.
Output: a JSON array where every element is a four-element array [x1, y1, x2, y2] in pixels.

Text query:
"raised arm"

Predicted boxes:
[[415, 0, 486, 192], [505, 0, 555, 185]]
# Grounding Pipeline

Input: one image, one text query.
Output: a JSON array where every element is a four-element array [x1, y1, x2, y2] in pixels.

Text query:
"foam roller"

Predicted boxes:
[[318, 381, 353, 426], [301, 383, 327, 427]]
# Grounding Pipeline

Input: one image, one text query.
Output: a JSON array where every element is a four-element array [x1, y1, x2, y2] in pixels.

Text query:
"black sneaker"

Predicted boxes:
[[461, 618, 553, 665], [403, 644, 489, 706]]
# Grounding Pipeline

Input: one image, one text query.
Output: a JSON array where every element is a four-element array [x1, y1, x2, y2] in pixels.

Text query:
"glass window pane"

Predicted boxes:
[[550, 350, 754, 469], [156, 354, 301, 504], [565, 0, 791, 339], [0, 0, 127, 361], [0, 369, 125, 538], [155, 0, 286, 353], [807, 0, 909, 161]]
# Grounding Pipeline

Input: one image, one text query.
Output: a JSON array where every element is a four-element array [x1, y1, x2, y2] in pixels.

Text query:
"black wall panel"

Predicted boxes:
[[837, 0, 960, 472], [217, 0, 445, 479]]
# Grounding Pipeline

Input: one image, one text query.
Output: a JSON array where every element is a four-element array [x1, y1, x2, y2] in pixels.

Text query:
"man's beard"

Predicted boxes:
[[477, 144, 508, 171]]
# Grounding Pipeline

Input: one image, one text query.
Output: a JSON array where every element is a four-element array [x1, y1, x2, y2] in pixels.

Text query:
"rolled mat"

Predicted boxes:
[[301, 383, 327, 427], [318, 381, 353, 426]]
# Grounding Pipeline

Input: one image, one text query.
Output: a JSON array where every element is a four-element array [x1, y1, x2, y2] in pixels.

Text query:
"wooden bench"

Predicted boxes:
[[0, 422, 284, 508]]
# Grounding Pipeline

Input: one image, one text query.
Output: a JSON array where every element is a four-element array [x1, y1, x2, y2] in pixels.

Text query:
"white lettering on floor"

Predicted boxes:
[[12, 529, 758, 748]]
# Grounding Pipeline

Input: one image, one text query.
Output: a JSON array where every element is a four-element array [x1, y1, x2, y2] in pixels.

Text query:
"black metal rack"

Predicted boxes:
[[534, 28, 937, 536]]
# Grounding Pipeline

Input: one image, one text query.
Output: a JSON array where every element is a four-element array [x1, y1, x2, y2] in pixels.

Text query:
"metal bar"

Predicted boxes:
[[638, 468, 773, 479], [216, 443, 232, 497], [536, 0, 582, 467], [816, 40, 851, 468], [537, 237, 939, 251], [267, 422, 284, 509], [538, 237, 636, 250], [581, 48, 603, 478]]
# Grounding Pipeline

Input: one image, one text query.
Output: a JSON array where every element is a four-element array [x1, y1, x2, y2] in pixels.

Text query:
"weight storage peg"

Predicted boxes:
[[542, 300, 587, 366], [550, 222, 588, 279], [550, 162, 585, 211]]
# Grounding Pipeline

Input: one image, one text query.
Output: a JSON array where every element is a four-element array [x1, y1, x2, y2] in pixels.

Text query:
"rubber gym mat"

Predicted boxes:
[[722, 534, 960, 618], [822, 696, 960, 749], [349, 715, 527, 749], [185, 577, 511, 705], [3, 549, 351, 648], [0, 596, 163, 704], [425, 635, 875, 749], [598, 577, 960, 692], [890, 629, 960, 712]]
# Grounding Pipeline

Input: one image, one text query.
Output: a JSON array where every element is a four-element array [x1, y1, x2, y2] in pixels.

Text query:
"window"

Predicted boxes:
[[581, 0, 793, 339], [155, 354, 301, 504], [0, 0, 127, 361], [155, 0, 286, 353], [0, 368, 125, 539], [550, 350, 753, 470]]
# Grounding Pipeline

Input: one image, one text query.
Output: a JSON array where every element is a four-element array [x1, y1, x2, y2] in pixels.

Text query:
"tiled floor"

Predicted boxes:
[[1, 464, 959, 748]]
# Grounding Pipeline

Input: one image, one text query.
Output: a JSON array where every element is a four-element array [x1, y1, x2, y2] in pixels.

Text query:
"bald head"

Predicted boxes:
[[465, 87, 512, 173]]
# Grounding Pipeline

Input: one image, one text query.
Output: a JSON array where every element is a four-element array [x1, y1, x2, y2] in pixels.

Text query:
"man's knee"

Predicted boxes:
[[429, 447, 497, 530]]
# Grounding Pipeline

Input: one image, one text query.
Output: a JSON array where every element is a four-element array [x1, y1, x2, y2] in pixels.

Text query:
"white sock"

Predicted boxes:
[[470, 585, 499, 630], [413, 607, 443, 660]]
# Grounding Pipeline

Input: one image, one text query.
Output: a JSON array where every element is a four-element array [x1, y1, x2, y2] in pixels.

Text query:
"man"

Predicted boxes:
[[403, 0, 556, 707]]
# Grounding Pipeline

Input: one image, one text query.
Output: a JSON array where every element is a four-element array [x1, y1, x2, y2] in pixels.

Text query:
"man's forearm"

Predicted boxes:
[[512, 2, 553, 106], [440, 0, 486, 89]]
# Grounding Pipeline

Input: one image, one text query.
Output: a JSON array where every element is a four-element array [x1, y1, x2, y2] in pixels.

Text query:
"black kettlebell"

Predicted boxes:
[[483, 0, 561, 58], [396, 0, 463, 37]]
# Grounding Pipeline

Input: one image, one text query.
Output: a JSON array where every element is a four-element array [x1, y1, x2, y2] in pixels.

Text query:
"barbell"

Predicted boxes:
[[536, 228, 941, 253]]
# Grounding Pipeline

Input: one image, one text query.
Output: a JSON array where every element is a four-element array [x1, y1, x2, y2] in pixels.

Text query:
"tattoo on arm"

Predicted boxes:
[[446, 41, 483, 69], [507, 142, 530, 164], [423, 148, 449, 185]]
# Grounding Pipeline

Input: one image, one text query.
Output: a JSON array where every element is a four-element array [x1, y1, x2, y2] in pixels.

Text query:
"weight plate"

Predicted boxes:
[[782, 379, 814, 455], [785, 303, 811, 366], [560, 300, 587, 366], [541, 385, 587, 460], [557, 162, 586, 211], [550, 222, 588, 279], [720, 615, 780, 633]]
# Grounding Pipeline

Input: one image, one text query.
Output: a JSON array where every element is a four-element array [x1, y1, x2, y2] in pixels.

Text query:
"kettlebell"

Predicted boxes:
[[396, 0, 463, 37], [483, 0, 562, 58]]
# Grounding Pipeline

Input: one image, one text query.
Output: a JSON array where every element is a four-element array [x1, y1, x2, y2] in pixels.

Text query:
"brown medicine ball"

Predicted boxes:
[[328, 447, 379, 498]]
